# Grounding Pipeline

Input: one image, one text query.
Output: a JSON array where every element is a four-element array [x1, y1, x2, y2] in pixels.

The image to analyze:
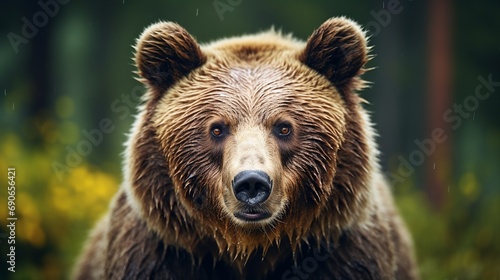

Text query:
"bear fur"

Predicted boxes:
[[73, 17, 418, 279]]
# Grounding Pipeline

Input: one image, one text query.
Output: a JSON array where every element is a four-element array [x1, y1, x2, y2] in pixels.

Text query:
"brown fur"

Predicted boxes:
[[73, 17, 418, 279]]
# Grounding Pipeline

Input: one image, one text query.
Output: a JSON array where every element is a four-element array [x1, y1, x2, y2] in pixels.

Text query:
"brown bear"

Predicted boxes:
[[73, 17, 418, 279]]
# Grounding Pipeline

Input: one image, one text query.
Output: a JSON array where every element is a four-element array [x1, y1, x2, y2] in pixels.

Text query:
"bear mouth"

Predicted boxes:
[[234, 209, 271, 222]]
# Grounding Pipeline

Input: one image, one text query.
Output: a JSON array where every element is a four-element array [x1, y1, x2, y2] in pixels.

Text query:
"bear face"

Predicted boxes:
[[155, 63, 347, 224], [128, 17, 375, 260]]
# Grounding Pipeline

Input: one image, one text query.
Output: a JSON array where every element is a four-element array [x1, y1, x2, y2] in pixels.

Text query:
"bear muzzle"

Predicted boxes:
[[232, 170, 273, 221]]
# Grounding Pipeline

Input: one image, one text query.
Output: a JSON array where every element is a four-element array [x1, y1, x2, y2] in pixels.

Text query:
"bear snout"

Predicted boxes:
[[232, 170, 272, 206]]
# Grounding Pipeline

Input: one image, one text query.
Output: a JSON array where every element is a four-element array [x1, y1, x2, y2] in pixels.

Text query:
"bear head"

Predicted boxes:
[[126, 17, 376, 262]]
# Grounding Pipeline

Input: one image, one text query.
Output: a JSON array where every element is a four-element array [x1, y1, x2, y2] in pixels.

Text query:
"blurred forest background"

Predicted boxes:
[[0, 0, 499, 279]]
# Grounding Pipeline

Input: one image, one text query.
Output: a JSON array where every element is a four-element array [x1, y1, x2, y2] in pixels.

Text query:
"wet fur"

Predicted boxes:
[[73, 17, 418, 279]]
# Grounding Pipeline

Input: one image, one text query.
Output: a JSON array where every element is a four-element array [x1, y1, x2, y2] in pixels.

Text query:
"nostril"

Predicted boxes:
[[232, 170, 272, 205]]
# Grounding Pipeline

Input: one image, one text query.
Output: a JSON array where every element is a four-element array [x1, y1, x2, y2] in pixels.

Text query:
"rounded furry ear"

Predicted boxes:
[[134, 21, 206, 97], [300, 17, 368, 89]]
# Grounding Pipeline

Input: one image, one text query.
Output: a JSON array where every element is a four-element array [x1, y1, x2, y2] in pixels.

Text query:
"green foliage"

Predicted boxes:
[[0, 132, 118, 279], [395, 176, 500, 280]]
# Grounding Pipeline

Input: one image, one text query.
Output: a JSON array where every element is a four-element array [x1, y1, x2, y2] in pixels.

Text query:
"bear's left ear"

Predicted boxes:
[[134, 21, 206, 99], [300, 17, 369, 89]]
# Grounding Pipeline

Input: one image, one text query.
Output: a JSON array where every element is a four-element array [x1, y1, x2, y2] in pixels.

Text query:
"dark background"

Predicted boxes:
[[0, 0, 499, 279]]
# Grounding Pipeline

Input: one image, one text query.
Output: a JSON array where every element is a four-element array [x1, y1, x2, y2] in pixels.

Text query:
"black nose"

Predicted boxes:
[[232, 170, 272, 206]]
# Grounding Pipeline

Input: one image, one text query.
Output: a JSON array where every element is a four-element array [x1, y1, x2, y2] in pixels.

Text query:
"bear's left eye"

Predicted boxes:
[[279, 126, 290, 136], [273, 122, 292, 139]]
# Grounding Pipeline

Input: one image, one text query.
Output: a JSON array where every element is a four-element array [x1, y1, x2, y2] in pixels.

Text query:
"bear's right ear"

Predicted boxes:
[[134, 21, 206, 99]]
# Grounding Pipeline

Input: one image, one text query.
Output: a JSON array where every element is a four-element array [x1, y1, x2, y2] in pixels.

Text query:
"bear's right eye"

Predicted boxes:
[[210, 124, 227, 139], [212, 128, 222, 137]]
